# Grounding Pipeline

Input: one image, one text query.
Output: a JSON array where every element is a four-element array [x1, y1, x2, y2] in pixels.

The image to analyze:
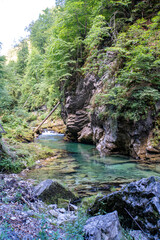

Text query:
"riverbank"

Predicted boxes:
[[0, 173, 159, 239], [0, 108, 66, 173], [0, 174, 82, 239]]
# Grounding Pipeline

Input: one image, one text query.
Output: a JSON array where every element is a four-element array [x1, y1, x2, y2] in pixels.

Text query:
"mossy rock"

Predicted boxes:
[[81, 194, 103, 211], [34, 179, 76, 204], [58, 198, 70, 209]]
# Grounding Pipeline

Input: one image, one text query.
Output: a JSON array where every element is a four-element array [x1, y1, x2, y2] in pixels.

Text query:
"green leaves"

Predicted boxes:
[[2, 0, 160, 120], [95, 12, 160, 121], [16, 40, 29, 76], [84, 15, 110, 51], [27, 8, 54, 54]]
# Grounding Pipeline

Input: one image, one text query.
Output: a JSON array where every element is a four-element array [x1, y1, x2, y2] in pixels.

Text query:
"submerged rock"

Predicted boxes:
[[89, 176, 160, 240], [34, 179, 76, 204], [83, 211, 123, 240]]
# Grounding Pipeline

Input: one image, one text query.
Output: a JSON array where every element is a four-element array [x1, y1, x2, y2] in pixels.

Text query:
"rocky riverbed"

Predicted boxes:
[[0, 174, 78, 239], [0, 174, 159, 239]]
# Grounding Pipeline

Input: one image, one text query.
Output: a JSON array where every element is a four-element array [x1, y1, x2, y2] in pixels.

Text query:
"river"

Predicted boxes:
[[26, 131, 160, 197]]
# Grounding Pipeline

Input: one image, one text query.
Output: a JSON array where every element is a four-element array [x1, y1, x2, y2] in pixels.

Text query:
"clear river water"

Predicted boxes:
[[26, 131, 160, 197]]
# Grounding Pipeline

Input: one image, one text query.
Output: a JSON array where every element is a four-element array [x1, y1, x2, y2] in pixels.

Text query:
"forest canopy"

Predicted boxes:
[[0, 0, 159, 121]]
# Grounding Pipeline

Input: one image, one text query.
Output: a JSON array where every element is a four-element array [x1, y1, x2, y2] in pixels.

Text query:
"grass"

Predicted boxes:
[[0, 137, 57, 173]]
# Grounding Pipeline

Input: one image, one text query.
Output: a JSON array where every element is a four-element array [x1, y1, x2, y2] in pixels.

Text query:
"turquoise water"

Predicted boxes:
[[26, 131, 160, 196]]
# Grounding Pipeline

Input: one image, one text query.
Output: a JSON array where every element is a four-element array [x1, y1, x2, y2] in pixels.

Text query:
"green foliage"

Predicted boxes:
[[82, 15, 111, 75], [63, 210, 88, 240], [132, 0, 160, 20], [27, 8, 53, 54], [44, 38, 77, 97], [20, 48, 49, 110], [43, 0, 99, 101], [95, 13, 160, 121], [2, 0, 160, 122], [56, 0, 65, 7], [16, 40, 29, 76], [0, 55, 14, 113], [4, 61, 21, 103], [84, 15, 110, 51], [0, 157, 22, 173]]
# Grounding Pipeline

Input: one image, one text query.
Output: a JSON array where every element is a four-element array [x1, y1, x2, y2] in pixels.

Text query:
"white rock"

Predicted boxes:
[[49, 209, 59, 218]]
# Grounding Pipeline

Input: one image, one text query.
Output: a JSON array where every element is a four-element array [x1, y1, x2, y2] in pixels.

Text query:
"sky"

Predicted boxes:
[[0, 0, 55, 55]]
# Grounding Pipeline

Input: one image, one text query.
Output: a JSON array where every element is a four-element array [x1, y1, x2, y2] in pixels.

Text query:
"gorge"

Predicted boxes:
[[0, 0, 160, 239]]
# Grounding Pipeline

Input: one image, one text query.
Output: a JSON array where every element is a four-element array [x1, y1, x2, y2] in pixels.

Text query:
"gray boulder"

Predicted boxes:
[[83, 211, 123, 240], [89, 176, 160, 240], [34, 179, 76, 204]]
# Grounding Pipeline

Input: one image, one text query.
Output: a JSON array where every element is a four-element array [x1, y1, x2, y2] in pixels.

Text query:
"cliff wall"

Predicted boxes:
[[61, 51, 160, 161]]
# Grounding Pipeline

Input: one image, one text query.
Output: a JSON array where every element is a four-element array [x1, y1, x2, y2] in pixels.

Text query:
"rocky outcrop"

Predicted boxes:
[[88, 176, 160, 240], [96, 113, 160, 160], [34, 179, 76, 204], [61, 51, 160, 161], [83, 211, 123, 240], [78, 124, 93, 143], [66, 110, 90, 138]]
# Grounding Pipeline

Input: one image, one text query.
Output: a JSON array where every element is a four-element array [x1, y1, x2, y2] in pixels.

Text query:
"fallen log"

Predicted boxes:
[[34, 102, 60, 133], [0, 123, 6, 133]]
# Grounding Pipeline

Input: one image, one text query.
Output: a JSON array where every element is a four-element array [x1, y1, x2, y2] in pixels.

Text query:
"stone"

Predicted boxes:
[[66, 110, 89, 136], [89, 176, 160, 240], [58, 198, 70, 209], [68, 203, 78, 211], [78, 124, 93, 143], [83, 211, 123, 240], [92, 126, 104, 143], [49, 209, 59, 218], [33, 179, 76, 204], [129, 230, 149, 240]]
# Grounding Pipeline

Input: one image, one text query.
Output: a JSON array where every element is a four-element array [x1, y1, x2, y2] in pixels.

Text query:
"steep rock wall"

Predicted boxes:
[[61, 52, 160, 161]]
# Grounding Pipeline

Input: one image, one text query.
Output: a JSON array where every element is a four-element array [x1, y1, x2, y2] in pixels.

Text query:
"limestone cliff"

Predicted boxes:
[[61, 50, 160, 161]]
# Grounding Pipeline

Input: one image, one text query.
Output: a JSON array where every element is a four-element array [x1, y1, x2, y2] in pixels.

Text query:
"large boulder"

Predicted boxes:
[[83, 211, 123, 240], [89, 176, 160, 240], [34, 179, 76, 204]]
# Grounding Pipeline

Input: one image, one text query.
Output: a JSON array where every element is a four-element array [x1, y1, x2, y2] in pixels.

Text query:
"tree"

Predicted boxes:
[[0, 45, 13, 112], [16, 40, 29, 76], [56, 0, 65, 7], [27, 8, 54, 54]]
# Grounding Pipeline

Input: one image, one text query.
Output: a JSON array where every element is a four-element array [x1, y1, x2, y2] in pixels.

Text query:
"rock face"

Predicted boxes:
[[83, 211, 123, 240], [34, 179, 76, 204], [61, 51, 160, 160], [78, 124, 93, 143], [89, 176, 160, 240]]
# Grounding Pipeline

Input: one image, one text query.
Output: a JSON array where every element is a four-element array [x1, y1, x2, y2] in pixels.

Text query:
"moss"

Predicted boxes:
[[58, 199, 70, 209], [0, 138, 57, 173], [81, 194, 103, 211]]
